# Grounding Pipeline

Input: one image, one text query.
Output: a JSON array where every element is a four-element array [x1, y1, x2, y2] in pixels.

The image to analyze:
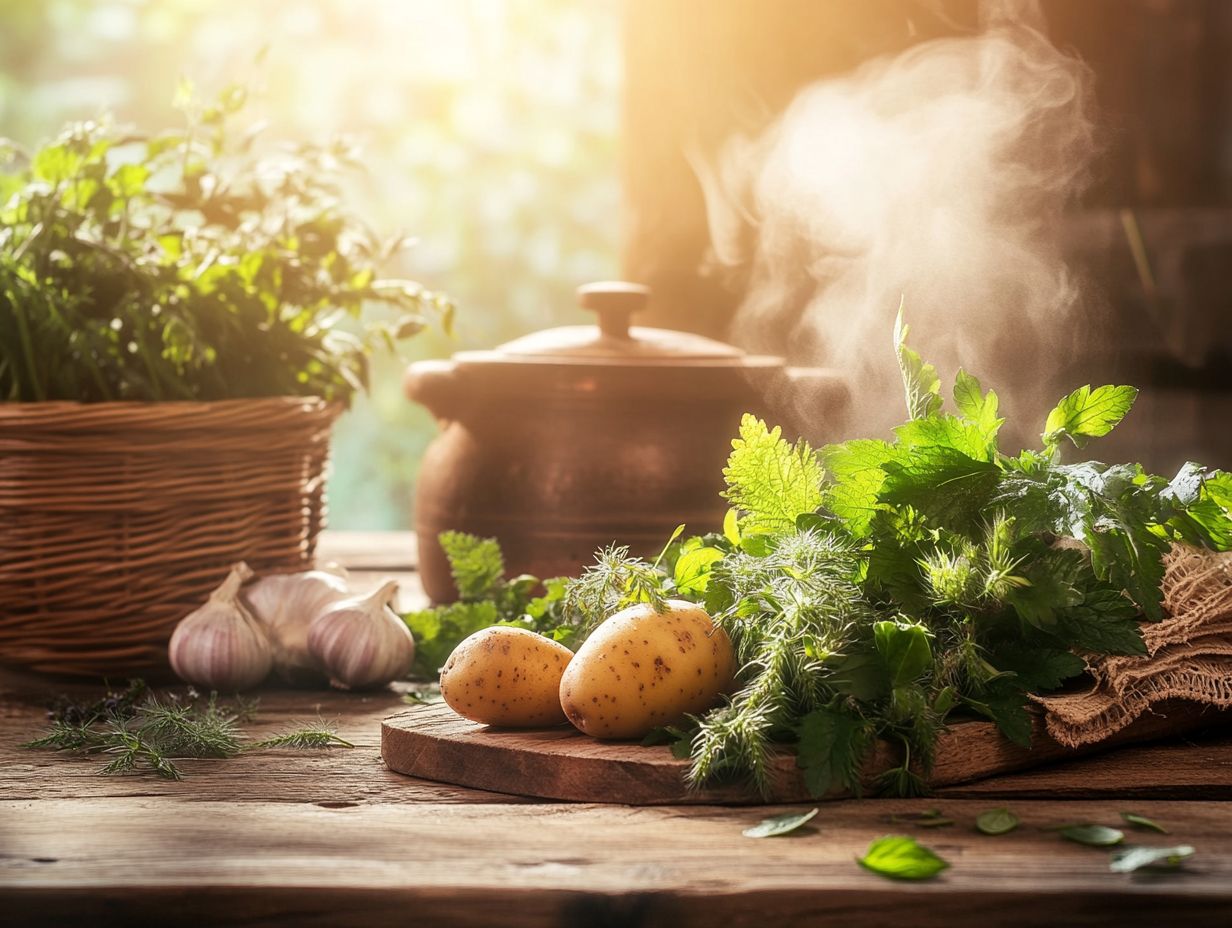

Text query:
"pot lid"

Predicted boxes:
[[461, 282, 778, 367]]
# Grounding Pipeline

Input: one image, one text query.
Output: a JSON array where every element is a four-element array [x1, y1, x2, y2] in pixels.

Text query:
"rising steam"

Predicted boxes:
[[698, 1, 1099, 443]]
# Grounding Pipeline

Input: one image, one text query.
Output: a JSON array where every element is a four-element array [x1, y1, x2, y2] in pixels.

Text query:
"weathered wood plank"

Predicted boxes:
[[2, 798, 1229, 927], [381, 701, 1232, 804]]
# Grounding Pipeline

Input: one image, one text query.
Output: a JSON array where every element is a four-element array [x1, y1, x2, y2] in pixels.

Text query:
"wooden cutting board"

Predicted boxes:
[[381, 700, 1226, 804]]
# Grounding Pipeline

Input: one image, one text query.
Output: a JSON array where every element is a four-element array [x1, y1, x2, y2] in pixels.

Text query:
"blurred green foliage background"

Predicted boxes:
[[0, 0, 621, 528]]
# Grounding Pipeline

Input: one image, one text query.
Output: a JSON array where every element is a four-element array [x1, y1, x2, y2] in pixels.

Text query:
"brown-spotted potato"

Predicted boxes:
[[440, 626, 574, 727], [559, 599, 735, 739]]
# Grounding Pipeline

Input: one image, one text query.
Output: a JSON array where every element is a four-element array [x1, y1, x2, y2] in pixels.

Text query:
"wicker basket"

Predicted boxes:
[[0, 397, 342, 677]]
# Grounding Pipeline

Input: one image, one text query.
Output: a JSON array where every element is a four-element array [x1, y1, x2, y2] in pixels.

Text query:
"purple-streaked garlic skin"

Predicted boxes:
[[243, 569, 350, 686], [307, 579, 415, 689], [169, 562, 273, 691]]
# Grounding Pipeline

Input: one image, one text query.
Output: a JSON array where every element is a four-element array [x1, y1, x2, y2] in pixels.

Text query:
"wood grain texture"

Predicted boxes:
[[3, 797, 1231, 927], [381, 701, 1232, 804]]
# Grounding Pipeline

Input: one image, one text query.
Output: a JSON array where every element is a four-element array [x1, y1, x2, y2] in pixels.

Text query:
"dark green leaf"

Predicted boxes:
[[873, 620, 932, 687], [858, 835, 949, 880], [742, 808, 819, 838], [795, 707, 869, 798], [1061, 824, 1125, 847]]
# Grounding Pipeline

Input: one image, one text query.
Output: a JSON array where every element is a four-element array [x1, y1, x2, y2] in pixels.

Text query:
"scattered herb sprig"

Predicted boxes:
[[25, 682, 351, 779]]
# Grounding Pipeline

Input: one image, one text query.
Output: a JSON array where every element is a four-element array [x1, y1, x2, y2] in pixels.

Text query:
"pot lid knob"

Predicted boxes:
[[577, 281, 650, 340]]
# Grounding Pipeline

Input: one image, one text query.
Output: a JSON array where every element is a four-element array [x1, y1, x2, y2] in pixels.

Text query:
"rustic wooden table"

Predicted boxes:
[[3, 532, 1232, 926]]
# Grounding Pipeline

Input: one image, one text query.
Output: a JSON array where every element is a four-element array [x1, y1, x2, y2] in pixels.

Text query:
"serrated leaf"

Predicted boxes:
[[796, 707, 868, 798], [879, 447, 1000, 533], [965, 689, 1033, 748], [1043, 384, 1138, 450], [989, 646, 1086, 693], [895, 308, 943, 421], [722, 415, 824, 535], [1121, 812, 1168, 834], [742, 807, 819, 838], [1061, 824, 1124, 847], [821, 439, 895, 538], [976, 808, 1019, 835], [1109, 844, 1194, 873], [858, 835, 949, 880]]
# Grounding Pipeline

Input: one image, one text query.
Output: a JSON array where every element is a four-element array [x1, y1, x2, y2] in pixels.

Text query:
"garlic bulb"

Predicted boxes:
[[307, 580, 415, 689], [243, 568, 351, 686], [169, 562, 272, 691]]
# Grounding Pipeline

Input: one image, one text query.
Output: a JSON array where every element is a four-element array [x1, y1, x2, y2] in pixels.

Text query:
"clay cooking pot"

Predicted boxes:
[[404, 282, 846, 603]]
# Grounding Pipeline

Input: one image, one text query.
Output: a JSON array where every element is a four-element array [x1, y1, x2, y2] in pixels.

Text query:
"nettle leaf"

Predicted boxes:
[[1043, 384, 1138, 451], [742, 808, 819, 838], [965, 687, 1033, 748], [723, 415, 824, 535], [858, 835, 950, 880], [894, 309, 943, 421], [895, 414, 995, 463], [1109, 845, 1194, 873], [953, 368, 1004, 447], [873, 620, 932, 687], [820, 439, 895, 538], [988, 645, 1086, 692], [795, 706, 869, 798], [879, 447, 1000, 534], [1058, 586, 1146, 656]]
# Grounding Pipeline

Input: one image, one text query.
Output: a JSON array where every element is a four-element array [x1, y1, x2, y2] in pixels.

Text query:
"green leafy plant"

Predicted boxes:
[[0, 84, 448, 403], [1061, 824, 1125, 847], [406, 317, 1232, 799]]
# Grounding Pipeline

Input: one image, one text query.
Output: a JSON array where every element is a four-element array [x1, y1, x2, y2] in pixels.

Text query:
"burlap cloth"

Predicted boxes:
[[1034, 545, 1232, 747]]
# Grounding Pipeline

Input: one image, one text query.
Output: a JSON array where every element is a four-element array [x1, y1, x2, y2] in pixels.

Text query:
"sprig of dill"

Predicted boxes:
[[25, 685, 352, 779]]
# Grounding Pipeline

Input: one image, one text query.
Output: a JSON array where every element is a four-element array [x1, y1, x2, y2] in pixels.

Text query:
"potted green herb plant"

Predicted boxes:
[[0, 85, 448, 676]]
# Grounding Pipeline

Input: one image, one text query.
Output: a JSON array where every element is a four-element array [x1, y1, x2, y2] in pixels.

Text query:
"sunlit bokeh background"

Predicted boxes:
[[0, 0, 621, 528]]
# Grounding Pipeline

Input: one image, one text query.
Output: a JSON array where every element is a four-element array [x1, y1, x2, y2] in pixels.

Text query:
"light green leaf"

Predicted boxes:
[[1043, 384, 1138, 450], [1109, 845, 1194, 873], [1120, 812, 1168, 834], [894, 307, 943, 421], [873, 620, 932, 687], [976, 808, 1019, 835], [858, 835, 949, 880], [953, 368, 1003, 447], [821, 439, 895, 538], [723, 508, 741, 546], [742, 808, 819, 838], [673, 546, 724, 595], [722, 415, 824, 535]]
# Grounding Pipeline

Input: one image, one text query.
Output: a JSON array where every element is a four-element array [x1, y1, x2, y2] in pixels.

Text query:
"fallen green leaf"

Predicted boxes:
[[976, 808, 1019, 835], [1109, 845, 1194, 873], [1061, 824, 1124, 847], [1120, 812, 1168, 834], [742, 808, 819, 838], [858, 835, 949, 880]]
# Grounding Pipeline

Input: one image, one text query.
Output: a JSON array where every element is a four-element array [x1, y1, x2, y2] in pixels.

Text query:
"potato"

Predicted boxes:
[[559, 599, 735, 739], [440, 626, 573, 727]]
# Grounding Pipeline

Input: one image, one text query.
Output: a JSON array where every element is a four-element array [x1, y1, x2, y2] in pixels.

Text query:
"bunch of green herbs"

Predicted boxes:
[[0, 81, 448, 403], [401, 316, 1232, 797]]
